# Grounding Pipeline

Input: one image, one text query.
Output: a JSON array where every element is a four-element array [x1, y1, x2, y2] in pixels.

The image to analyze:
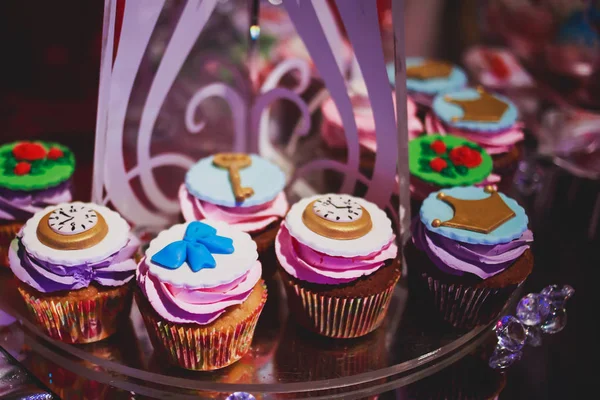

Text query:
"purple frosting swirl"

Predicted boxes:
[[9, 236, 139, 293], [0, 180, 73, 222], [411, 218, 533, 279]]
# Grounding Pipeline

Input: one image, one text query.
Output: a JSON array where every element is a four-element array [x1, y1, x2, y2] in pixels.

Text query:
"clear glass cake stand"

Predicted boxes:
[[0, 268, 502, 400]]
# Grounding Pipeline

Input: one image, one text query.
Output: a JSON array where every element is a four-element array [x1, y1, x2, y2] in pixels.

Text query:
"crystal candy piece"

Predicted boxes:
[[495, 315, 527, 352], [525, 326, 543, 347], [541, 306, 568, 334], [516, 293, 551, 326], [226, 393, 256, 400], [540, 285, 575, 308], [489, 347, 523, 369]]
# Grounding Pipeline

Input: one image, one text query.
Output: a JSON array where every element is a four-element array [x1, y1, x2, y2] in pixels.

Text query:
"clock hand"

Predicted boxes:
[[59, 211, 71, 218], [58, 217, 74, 226]]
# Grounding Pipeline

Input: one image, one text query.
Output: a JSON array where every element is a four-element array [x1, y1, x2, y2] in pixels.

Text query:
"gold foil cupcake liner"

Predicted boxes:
[[0, 222, 23, 268], [419, 272, 520, 329], [139, 282, 267, 371], [282, 276, 399, 339], [17, 283, 133, 344]]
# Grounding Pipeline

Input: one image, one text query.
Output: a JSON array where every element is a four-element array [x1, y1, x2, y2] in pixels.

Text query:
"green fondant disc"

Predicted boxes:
[[0, 141, 75, 191], [409, 134, 492, 187]]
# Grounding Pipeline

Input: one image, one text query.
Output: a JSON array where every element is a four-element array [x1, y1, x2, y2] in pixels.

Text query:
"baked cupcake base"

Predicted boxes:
[[17, 281, 134, 344], [405, 241, 533, 330], [137, 281, 267, 371], [252, 221, 282, 279], [279, 259, 401, 339], [0, 222, 23, 268]]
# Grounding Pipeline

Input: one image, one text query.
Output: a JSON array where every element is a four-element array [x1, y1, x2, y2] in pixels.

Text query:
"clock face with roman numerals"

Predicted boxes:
[[312, 195, 364, 223], [49, 204, 98, 235]]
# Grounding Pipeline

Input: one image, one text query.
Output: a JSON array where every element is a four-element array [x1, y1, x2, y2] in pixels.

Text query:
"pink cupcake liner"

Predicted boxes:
[[18, 282, 133, 344], [282, 277, 399, 339], [139, 282, 268, 371]]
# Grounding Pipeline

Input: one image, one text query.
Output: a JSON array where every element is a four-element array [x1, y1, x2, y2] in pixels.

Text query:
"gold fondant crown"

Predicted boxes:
[[406, 60, 453, 80], [432, 186, 516, 234], [444, 87, 509, 123]]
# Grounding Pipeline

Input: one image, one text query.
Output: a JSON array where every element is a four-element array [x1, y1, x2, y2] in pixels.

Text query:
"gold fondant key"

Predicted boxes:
[[213, 153, 255, 202]]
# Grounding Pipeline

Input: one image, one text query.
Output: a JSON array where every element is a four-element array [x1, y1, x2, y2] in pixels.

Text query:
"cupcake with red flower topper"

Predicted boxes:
[[425, 87, 525, 180], [0, 141, 75, 267], [409, 134, 496, 202]]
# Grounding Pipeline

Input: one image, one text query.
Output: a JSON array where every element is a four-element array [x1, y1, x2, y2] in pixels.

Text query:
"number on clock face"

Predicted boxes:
[[313, 195, 364, 223], [48, 205, 99, 236]]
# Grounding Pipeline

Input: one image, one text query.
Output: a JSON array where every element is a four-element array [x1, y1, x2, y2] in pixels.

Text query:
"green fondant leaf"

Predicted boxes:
[[420, 165, 432, 173], [440, 167, 456, 178], [419, 158, 431, 167], [455, 165, 468, 175]]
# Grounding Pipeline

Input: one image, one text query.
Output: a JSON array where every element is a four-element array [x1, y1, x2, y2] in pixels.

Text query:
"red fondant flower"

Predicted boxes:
[[449, 146, 482, 168], [430, 157, 447, 172], [47, 147, 64, 160], [430, 139, 447, 155], [12, 142, 47, 161], [14, 162, 31, 175]]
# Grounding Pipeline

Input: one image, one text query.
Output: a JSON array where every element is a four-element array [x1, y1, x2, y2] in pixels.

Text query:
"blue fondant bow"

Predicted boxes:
[[151, 221, 234, 272]]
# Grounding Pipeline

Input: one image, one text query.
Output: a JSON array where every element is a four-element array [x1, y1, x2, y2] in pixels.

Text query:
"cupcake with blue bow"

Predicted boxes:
[[406, 186, 534, 329], [136, 220, 267, 370], [179, 153, 288, 277]]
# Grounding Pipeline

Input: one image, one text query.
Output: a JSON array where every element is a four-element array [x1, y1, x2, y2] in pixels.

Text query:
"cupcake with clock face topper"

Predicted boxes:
[[276, 193, 400, 338], [136, 220, 267, 371], [8, 202, 139, 344], [179, 153, 288, 277], [0, 141, 75, 267]]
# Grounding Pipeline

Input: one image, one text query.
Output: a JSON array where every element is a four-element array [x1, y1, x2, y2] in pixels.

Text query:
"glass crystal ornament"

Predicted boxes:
[[490, 284, 574, 369], [226, 393, 256, 400], [541, 284, 575, 307], [516, 293, 551, 326], [540, 306, 568, 334], [488, 347, 523, 369], [525, 326, 543, 347], [495, 315, 527, 352]]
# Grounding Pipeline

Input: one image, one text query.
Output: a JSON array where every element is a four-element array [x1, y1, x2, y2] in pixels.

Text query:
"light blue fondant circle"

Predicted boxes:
[[432, 88, 518, 132], [185, 154, 285, 207], [420, 186, 528, 245], [387, 58, 467, 95]]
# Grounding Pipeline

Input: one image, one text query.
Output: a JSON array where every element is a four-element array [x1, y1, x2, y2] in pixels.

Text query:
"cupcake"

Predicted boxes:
[[321, 83, 423, 173], [0, 141, 75, 267], [406, 186, 534, 329], [388, 57, 468, 108], [276, 193, 400, 338], [179, 153, 288, 277], [136, 220, 267, 370], [409, 134, 496, 202], [425, 87, 525, 178], [8, 202, 139, 343]]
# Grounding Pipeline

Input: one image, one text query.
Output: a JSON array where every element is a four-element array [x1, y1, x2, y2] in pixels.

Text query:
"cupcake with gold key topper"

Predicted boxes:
[[179, 153, 288, 277], [8, 202, 139, 343], [276, 194, 400, 338], [406, 186, 534, 329]]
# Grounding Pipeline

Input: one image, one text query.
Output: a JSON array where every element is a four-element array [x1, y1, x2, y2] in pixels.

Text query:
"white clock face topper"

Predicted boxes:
[[49, 204, 99, 235], [313, 194, 364, 223]]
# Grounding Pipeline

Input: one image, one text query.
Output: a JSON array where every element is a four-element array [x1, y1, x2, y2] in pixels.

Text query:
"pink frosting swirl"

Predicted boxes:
[[178, 185, 288, 233], [136, 258, 262, 325], [275, 222, 397, 285], [321, 95, 423, 153], [424, 112, 524, 155]]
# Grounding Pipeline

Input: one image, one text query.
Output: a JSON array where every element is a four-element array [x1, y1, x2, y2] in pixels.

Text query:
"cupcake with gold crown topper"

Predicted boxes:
[[409, 134, 496, 202], [425, 87, 525, 176], [179, 153, 287, 277], [387, 57, 468, 108], [276, 193, 400, 338], [9, 202, 139, 343], [406, 186, 534, 329], [0, 141, 75, 267], [136, 220, 267, 370]]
